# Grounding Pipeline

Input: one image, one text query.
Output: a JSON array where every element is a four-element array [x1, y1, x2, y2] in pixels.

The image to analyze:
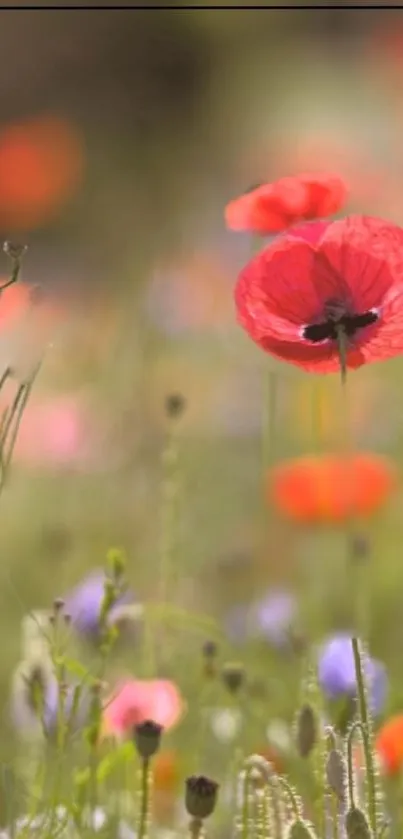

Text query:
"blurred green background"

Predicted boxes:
[[1, 4, 403, 790]]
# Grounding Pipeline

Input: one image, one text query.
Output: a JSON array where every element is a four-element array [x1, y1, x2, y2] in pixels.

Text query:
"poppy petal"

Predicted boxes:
[[261, 334, 365, 373], [319, 215, 403, 311], [235, 237, 344, 343]]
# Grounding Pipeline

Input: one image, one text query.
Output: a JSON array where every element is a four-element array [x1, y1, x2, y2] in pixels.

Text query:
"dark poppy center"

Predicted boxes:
[[303, 302, 378, 344]]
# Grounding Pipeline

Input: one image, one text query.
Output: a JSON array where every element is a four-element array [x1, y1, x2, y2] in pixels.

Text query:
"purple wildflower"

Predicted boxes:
[[318, 634, 387, 716], [11, 662, 88, 735], [253, 590, 296, 648], [225, 589, 297, 650], [62, 569, 133, 636]]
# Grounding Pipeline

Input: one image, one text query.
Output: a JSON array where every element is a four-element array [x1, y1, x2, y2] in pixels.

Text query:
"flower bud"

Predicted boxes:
[[133, 720, 163, 759], [326, 749, 347, 801], [287, 819, 317, 839], [350, 534, 370, 563], [202, 640, 218, 678], [345, 807, 372, 839], [53, 598, 65, 614], [222, 662, 245, 694], [203, 640, 218, 659], [185, 775, 219, 819], [296, 703, 317, 758], [107, 548, 127, 583], [165, 393, 186, 419], [3, 242, 27, 261]]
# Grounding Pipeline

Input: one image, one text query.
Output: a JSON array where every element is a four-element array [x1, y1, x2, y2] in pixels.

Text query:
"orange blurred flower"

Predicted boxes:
[[151, 750, 180, 824], [153, 750, 180, 793], [0, 115, 84, 230], [268, 454, 397, 525], [376, 715, 403, 775], [256, 744, 285, 776]]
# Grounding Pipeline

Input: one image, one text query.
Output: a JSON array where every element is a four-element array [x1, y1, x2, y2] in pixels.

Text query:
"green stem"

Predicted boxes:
[[137, 757, 150, 839], [335, 330, 377, 835], [261, 369, 277, 472], [331, 792, 340, 839], [346, 720, 365, 809], [351, 637, 377, 835], [189, 818, 203, 839]]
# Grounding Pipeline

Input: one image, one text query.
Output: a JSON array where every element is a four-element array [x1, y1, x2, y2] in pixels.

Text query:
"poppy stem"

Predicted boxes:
[[262, 369, 277, 470], [335, 325, 347, 387], [351, 637, 377, 836], [137, 757, 151, 839], [2, 242, 27, 290], [336, 326, 378, 834]]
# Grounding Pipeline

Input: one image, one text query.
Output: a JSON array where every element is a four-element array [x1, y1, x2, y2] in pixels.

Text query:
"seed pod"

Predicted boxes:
[[133, 719, 163, 759], [185, 775, 219, 819], [345, 807, 372, 839], [165, 393, 186, 419], [222, 662, 245, 694], [202, 640, 218, 659], [296, 703, 317, 758], [326, 748, 347, 801], [350, 534, 370, 563], [287, 819, 317, 839], [202, 640, 218, 678]]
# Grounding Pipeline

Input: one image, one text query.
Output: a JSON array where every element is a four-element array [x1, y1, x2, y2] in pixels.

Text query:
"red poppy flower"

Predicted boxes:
[[268, 453, 397, 525], [376, 715, 403, 775], [235, 215, 403, 374], [225, 173, 347, 235]]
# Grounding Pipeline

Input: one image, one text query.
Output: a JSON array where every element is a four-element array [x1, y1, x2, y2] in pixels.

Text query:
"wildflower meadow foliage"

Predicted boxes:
[[4, 154, 403, 839]]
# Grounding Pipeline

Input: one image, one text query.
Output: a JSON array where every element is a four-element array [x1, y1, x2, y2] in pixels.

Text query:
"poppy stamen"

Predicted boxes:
[[302, 307, 378, 345]]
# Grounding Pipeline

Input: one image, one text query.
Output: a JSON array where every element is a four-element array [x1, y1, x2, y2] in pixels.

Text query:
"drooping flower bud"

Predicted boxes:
[[295, 703, 317, 758], [345, 807, 372, 839], [185, 775, 219, 819], [287, 818, 317, 839], [326, 748, 347, 801]]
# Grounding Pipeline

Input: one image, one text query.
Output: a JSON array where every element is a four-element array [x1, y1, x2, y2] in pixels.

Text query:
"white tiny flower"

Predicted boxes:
[[266, 719, 293, 753], [88, 808, 107, 831], [118, 822, 137, 839], [210, 707, 242, 743]]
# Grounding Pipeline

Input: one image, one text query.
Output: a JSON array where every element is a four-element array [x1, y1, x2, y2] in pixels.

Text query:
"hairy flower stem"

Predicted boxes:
[[189, 817, 204, 839], [336, 333, 377, 833], [137, 757, 151, 839], [351, 638, 377, 834]]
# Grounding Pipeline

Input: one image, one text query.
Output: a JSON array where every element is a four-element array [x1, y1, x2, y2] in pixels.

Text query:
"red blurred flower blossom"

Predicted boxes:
[[269, 453, 397, 525], [0, 116, 84, 230], [225, 173, 347, 235], [235, 215, 403, 374], [376, 714, 403, 775]]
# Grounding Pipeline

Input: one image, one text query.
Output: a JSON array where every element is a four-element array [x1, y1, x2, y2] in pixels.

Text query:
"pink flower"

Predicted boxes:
[[102, 679, 184, 739], [12, 395, 92, 468]]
